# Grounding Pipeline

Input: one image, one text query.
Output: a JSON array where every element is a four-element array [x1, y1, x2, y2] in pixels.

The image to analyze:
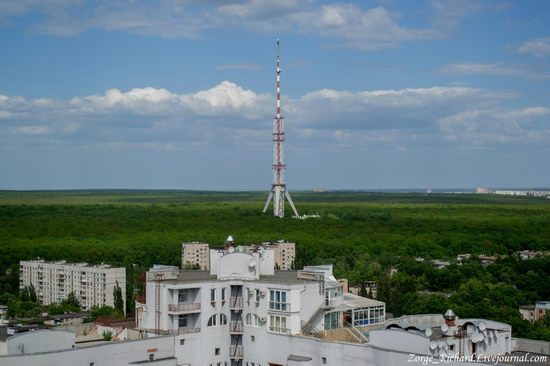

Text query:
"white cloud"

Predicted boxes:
[[0, 0, 482, 50], [437, 62, 550, 80], [438, 107, 550, 144], [517, 37, 550, 57], [0, 82, 547, 153], [289, 5, 435, 50], [16, 125, 51, 135]]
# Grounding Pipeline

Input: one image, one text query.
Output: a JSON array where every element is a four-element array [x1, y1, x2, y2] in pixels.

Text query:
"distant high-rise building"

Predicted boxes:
[[19, 259, 126, 313], [182, 239, 296, 271], [181, 242, 210, 270]]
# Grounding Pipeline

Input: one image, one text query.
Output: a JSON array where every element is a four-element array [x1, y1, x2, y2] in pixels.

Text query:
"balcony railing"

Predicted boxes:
[[168, 303, 201, 312], [269, 326, 291, 334], [230, 346, 244, 358], [269, 302, 291, 312], [176, 327, 200, 335], [229, 297, 243, 309], [229, 321, 243, 333]]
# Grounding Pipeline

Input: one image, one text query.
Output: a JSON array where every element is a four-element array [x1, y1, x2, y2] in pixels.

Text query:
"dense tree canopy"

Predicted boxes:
[[0, 190, 548, 339]]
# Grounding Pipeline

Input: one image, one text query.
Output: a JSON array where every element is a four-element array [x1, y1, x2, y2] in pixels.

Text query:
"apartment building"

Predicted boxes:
[[137, 244, 512, 366], [182, 238, 296, 271], [19, 260, 126, 313], [519, 301, 550, 323], [182, 242, 210, 270]]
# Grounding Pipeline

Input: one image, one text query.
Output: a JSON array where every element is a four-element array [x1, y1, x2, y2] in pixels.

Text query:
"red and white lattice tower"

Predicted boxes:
[[263, 40, 299, 218]]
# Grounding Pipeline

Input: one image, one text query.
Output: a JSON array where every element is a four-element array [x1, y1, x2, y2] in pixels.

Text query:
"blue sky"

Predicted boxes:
[[1, 0, 549, 190]]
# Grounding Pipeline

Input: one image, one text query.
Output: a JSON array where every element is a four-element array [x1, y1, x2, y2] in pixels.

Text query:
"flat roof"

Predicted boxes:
[[163, 270, 320, 285], [333, 293, 385, 311]]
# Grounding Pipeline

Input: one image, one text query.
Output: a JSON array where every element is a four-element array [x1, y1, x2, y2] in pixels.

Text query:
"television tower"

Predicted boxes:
[[263, 40, 299, 218]]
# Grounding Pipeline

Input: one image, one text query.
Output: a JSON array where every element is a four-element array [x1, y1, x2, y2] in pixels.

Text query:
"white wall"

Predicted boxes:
[[0, 335, 175, 366]]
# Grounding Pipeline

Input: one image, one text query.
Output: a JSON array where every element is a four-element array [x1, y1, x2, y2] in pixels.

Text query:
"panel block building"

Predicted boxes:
[[19, 260, 126, 313], [182, 239, 296, 271]]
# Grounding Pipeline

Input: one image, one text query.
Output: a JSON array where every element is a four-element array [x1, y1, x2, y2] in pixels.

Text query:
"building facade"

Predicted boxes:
[[138, 242, 390, 366], [182, 242, 210, 270], [520, 301, 550, 323], [182, 239, 296, 271], [137, 244, 513, 366], [19, 260, 126, 312]]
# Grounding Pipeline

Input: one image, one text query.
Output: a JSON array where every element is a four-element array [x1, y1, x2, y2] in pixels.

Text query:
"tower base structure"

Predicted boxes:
[[263, 184, 299, 218]]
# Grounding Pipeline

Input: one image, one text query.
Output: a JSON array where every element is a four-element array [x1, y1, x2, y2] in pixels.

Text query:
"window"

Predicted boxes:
[[178, 289, 188, 303], [246, 288, 253, 305], [208, 315, 217, 327], [269, 290, 288, 311], [178, 314, 188, 327], [322, 357, 327, 364], [324, 312, 339, 330], [221, 288, 227, 305], [149, 354, 154, 362], [215, 348, 220, 355], [269, 315, 288, 334], [253, 314, 261, 327], [220, 313, 228, 325], [251, 335, 255, 342], [245, 313, 261, 327], [180, 339, 185, 345], [211, 289, 216, 306], [255, 289, 260, 304]]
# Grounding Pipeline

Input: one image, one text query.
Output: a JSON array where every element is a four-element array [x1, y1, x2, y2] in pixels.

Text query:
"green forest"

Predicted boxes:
[[0, 190, 549, 340]]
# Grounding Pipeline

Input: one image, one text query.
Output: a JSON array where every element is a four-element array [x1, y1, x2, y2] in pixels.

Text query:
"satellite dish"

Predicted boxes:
[[249, 258, 257, 268], [478, 322, 486, 331], [425, 328, 433, 337], [236, 246, 243, 253], [257, 246, 264, 254], [228, 246, 235, 253], [441, 323, 449, 333], [438, 341, 445, 349], [446, 337, 454, 345], [429, 341, 437, 350]]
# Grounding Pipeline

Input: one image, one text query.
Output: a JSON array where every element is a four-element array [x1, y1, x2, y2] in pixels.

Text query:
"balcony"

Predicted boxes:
[[268, 326, 291, 334], [229, 346, 244, 359], [175, 327, 200, 335], [168, 302, 201, 313], [229, 297, 243, 310], [269, 302, 291, 312], [229, 321, 243, 334]]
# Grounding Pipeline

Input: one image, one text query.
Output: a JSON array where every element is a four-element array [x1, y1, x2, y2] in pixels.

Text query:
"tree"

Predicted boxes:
[[65, 291, 81, 309], [113, 281, 124, 314]]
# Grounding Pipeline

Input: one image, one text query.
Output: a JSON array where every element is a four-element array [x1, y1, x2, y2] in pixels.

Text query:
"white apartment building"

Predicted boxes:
[[19, 260, 126, 313], [182, 238, 296, 271], [137, 243, 514, 366]]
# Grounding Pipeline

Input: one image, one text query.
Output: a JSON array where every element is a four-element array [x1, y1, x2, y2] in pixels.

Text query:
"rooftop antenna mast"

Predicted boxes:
[[263, 39, 299, 218]]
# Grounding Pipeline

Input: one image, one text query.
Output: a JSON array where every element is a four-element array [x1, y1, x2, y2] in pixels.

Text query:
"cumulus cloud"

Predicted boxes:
[[438, 107, 550, 144], [1, 81, 547, 153], [290, 86, 513, 131]]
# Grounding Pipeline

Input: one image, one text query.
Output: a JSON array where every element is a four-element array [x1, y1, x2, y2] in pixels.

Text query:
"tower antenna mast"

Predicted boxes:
[[263, 39, 299, 218]]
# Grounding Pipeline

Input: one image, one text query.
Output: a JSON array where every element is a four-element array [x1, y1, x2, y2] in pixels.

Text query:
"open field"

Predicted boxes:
[[1, 190, 549, 339]]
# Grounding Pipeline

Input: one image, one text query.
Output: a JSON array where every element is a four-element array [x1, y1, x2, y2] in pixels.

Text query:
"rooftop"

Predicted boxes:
[[334, 293, 385, 311], [163, 270, 319, 285]]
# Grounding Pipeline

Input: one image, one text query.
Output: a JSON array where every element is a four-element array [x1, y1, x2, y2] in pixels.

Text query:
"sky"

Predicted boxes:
[[0, 0, 549, 190]]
